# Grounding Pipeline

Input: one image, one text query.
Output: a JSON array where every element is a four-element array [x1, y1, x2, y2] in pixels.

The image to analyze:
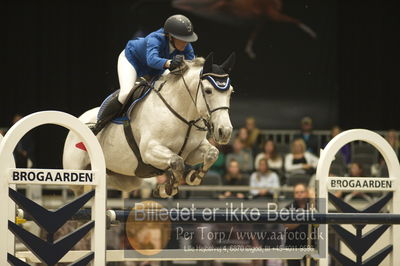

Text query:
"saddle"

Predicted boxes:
[[111, 78, 153, 124]]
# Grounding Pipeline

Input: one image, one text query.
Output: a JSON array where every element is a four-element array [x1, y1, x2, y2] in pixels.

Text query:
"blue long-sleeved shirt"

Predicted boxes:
[[124, 28, 195, 77]]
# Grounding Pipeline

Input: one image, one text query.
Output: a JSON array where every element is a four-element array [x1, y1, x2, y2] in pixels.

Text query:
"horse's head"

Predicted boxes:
[[196, 52, 235, 145]]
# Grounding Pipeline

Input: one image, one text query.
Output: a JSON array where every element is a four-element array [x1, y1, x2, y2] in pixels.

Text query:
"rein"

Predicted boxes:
[[153, 79, 207, 157], [152, 66, 230, 156]]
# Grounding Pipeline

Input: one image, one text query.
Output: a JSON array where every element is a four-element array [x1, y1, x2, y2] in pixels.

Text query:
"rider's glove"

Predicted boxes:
[[169, 55, 184, 71]]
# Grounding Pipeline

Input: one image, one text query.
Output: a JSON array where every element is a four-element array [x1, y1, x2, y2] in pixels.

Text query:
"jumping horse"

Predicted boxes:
[[63, 52, 235, 197]]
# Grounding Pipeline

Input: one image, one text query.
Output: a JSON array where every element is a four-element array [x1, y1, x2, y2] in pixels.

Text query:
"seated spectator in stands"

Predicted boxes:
[[12, 114, 35, 168], [219, 159, 247, 199], [294, 116, 319, 156], [341, 162, 372, 202], [225, 137, 253, 174], [245, 116, 265, 154], [249, 158, 280, 199], [285, 138, 319, 177], [329, 125, 351, 164], [254, 140, 283, 172], [284, 183, 317, 266], [236, 127, 251, 149], [207, 136, 226, 177]]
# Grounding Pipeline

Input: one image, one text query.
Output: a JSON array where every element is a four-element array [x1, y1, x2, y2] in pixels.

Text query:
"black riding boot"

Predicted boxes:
[[90, 94, 123, 135]]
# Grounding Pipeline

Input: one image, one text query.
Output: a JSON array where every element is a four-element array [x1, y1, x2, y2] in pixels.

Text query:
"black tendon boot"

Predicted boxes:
[[90, 94, 123, 135]]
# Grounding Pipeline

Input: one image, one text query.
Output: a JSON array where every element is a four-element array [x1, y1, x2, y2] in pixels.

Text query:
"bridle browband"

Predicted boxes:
[[152, 66, 231, 156], [199, 72, 231, 115]]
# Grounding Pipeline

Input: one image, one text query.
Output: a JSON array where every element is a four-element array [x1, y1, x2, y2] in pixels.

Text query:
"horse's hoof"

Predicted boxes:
[[185, 170, 202, 186], [172, 187, 178, 196], [154, 184, 178, 198], [158, 185, 170, 198], [165, 183, 179, 197], [153, 184, 168, 198], [165, 183, 174, 196]]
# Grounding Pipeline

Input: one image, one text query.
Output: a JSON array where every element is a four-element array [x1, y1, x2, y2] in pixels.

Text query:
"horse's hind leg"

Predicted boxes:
[[142, 141, 184, 197], [185, 139, 219, 185]]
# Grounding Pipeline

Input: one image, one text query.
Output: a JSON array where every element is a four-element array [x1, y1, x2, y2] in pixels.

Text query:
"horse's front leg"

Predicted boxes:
[[185, 139, 219, 185], [142, 140, 185, 198]]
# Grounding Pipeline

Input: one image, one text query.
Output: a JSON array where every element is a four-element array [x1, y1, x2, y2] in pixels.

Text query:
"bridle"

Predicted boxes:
[[152, 66, 231, 156], [199, 72, 231, 115], [179, 67, 231, 118]]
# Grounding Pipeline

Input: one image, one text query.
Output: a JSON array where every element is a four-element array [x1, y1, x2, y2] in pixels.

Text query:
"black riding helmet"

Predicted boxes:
[[164, 14, 198, 43]]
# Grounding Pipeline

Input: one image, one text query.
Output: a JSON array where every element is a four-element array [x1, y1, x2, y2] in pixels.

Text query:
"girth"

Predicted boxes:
[[123, 120, 164, 178], [122, 77, 164, 178]]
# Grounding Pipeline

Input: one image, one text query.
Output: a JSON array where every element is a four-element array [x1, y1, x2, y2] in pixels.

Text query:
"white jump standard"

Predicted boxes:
[[317, 129, 400, 266], [0, 111, 107, 265]]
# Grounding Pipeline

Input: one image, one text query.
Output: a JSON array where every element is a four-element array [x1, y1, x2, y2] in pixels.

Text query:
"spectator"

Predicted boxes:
[[236, 127, 251, 149], [225, 137, 253, 174], [245, 116, 265, 154], [329, 125, 351, 164], [249, 158, 280, 199], [219, 159, 247, 199], [254, 139, 283, 172], [284, 138, 318, 177], [284, 183, 316, 266], [294, 116, 319, 156], [349, 162, 364, 177], [207, 136, 226, 177], [12, 114, 35, 168], [342, 162, 372, 202]]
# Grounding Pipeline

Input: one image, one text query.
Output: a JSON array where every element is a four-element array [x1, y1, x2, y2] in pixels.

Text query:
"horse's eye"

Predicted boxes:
[[205, 89, 212, 94]]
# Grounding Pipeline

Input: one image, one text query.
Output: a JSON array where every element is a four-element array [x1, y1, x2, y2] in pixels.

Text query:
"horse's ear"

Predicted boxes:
[[221, 52, 236, 74], [203, 52, 214, 74]]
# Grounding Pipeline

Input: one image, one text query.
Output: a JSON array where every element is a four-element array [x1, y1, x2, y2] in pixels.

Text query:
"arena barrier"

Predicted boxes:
[[317, 129, 400, 265], [0, 111, 107, 265]]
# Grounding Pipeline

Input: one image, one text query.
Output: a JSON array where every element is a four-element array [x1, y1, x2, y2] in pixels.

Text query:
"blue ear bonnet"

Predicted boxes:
[[201, 73, 231, 91]]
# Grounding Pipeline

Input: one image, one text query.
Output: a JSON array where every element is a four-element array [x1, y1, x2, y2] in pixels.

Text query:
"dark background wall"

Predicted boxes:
[[1, 0, 399, 167]]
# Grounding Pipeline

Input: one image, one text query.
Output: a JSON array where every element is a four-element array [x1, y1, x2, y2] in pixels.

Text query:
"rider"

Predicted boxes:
[[91, 14, 198, 135]]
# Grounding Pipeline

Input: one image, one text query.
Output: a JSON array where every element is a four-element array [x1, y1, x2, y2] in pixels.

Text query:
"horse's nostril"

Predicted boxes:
[[218, 128, 223, 138]]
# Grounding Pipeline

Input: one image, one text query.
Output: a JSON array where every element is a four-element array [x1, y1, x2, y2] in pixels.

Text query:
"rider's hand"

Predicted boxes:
[[169, 55, 184, 71]]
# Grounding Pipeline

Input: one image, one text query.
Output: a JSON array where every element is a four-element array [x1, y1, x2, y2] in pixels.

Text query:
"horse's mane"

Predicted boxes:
[[187, 57, 205, 67], [158, 57, 205, 83]]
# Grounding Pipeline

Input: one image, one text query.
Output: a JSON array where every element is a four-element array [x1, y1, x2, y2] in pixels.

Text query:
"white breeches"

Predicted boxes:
[[117, 50, 137, 104]]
